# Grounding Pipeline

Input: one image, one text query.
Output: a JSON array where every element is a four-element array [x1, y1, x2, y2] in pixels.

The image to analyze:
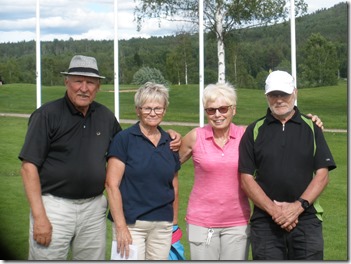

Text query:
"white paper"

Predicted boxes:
[[110, 240, 138, 260]]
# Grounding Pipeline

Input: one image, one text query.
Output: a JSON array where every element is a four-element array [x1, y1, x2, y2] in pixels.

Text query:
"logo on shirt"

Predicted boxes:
[[96, 131, 101, 136]]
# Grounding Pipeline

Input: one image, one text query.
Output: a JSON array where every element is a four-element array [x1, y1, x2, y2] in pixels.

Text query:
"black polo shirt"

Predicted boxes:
[[239, 107, 336, 221], [19, 93, 122, 199]]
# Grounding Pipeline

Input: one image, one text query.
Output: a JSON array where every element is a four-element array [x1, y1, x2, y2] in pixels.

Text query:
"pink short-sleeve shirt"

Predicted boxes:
[[185, 123, 251, 227]]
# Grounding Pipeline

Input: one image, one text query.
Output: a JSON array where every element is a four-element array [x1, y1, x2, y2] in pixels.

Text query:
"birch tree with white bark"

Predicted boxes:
[[135, 0, 307, 83]]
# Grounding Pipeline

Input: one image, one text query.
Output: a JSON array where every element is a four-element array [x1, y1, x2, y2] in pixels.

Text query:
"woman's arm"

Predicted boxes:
[[179, 128, 197, 164], [172, 172, 179, 225], [105, 157, 132, 258]]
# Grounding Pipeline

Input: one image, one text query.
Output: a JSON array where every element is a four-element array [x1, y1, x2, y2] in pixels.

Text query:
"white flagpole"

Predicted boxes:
[[114, 0, 120, 120], [290, 0, 297, 105], [199, 0, 204, 127], [36, 0, 41, 108]]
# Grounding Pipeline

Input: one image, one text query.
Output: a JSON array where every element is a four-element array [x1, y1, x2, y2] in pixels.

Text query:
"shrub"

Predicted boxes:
[[132, 67, 169, 86]]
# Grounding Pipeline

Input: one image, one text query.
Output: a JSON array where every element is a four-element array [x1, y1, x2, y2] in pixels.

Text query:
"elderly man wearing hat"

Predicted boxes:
[[238, 70, 336, 260], [18, 55, 180, 260]]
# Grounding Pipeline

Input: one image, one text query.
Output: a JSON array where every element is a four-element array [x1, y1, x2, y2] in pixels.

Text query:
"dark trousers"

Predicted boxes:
[[250, 217, 323, 260]]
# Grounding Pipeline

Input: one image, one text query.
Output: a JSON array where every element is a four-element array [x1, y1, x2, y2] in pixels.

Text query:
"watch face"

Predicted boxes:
[[302, 201, 309, 209], [299, 198, 309, 209]]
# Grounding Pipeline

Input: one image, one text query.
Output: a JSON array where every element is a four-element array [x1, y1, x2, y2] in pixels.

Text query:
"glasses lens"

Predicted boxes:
[[140, 107, 164, 115], [205, 105, 231, 115], [267, 92, 291, 98], [205, 108, 216, 115], [154, 108, 164, 114], [218, 106, 230, 114]]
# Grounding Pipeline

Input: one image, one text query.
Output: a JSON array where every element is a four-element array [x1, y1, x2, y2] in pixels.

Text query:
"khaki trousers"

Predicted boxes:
[[29, 194, 107, 260], [112, 220, 172, 260], [187, 223, 250, 260]]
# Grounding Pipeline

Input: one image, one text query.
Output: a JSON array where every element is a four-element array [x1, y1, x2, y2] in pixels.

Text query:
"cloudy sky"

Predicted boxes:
[[0, 0, 347, 43]]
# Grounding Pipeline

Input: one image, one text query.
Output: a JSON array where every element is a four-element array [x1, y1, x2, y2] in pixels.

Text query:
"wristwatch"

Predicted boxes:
[[298, 197, 310, 210]]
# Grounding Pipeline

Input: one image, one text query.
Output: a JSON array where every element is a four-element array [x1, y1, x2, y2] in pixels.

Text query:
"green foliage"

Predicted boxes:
[[255, 70, 269, 90], [165, 33, 197, 85], [225, 2, 347, 88], [132, 66, 169, 86], [135, 0, 307, 36], [0, 3, 347, 88], [299, 33, 339, 87]]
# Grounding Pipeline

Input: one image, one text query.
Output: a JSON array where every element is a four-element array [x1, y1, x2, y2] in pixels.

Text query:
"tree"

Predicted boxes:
[[132, 66, 169, 86], [135, 0, 307, 83], [299, 33, 339, 87], [166, 32, 196, 85]]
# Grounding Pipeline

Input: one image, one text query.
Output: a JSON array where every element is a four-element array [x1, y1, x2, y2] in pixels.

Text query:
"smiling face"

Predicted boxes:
[[205, 97, 236, 130], [65, 75, 100, 116], [137, 100, 166, 128]]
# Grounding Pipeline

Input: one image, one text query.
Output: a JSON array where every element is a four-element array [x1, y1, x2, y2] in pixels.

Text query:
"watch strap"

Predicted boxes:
[[298, 197, 310, 210]]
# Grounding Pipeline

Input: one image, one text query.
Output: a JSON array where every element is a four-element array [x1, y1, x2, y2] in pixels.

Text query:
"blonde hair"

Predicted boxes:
[[202, 82, 237, 107], [134, 82, 169, 108]]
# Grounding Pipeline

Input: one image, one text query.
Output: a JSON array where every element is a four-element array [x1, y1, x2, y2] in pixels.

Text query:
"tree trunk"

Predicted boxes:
[[215, 8, 225, 84], [185, 61, 188, 85]]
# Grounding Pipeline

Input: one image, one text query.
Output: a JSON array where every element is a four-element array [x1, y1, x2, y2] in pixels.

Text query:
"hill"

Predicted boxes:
[[0, 2, 347, 86]]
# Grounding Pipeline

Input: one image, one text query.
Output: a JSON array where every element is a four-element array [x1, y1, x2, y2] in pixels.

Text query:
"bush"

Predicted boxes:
[[132, 67, 169, 86]]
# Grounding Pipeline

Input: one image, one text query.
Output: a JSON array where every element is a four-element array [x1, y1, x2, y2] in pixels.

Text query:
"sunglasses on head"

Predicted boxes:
[[204, 105, 232, 115]]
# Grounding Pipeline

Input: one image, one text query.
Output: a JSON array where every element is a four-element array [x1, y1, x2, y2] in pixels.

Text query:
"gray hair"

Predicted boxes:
[[134, 82, 169, 108], [202, 82, 237, 107]]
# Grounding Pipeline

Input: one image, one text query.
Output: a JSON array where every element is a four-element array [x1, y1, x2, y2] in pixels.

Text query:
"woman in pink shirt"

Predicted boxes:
[[179, 82, 323, 260], [179, 82, 251, 260]]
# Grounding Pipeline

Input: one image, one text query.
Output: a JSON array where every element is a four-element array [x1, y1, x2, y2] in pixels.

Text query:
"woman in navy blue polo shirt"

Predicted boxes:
[[105, 82, 181, 260]]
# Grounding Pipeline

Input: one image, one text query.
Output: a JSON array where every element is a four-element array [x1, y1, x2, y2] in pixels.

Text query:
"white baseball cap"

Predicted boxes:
[[265, 70, 295, 94]]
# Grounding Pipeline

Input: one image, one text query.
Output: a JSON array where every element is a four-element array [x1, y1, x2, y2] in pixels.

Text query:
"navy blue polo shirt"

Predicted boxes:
[[19, 93, 122, 199], [107, 122, 181, 224], [239, 107, 336, 221]]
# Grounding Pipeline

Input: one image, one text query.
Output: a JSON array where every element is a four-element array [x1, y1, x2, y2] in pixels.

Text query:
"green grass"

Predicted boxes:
[[0, 80, 347, 129], [0, 81, 347, 260]]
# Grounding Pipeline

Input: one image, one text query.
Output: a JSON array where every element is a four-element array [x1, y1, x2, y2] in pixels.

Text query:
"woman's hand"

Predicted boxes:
[[307, 113, 324, 130], [116, 225, 133, 259], [167, 129, 182, 151]]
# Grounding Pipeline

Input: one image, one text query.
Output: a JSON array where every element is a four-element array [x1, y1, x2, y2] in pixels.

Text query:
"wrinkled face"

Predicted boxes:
[[266, 89, 297, 120], [204, 97, 235, 130], [136, 100, 166, 127], [65, 75, 100, 115]]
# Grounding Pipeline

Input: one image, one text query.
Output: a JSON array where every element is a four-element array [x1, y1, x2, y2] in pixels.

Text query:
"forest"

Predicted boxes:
[[0, 2, 347, 89]]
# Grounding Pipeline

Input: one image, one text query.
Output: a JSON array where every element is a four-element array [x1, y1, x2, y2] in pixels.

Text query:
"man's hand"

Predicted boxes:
[[272, 200, 303, 232], [33, 215, 52, 247], [167, 129, 182, 151]]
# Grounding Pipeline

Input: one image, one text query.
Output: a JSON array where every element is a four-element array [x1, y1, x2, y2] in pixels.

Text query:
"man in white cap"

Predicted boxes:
[[238, 70, 336, 260], [18, 55, 180, 260]]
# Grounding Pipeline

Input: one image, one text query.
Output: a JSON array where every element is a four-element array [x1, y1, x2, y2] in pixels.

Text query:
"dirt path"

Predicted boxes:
[[0, 112, 347, 133]]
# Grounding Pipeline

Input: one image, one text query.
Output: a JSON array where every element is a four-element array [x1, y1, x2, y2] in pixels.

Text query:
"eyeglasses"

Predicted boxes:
[[267, 92, 292, 99], [139, 107, 165, 115], [204, 105, 232, 115]]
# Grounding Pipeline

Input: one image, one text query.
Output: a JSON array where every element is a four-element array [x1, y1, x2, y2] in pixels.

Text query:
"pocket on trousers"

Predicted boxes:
[[187, 224, 208, 243]]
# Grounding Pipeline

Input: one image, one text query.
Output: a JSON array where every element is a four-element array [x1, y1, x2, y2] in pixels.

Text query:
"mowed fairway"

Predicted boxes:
[[0, 81, 347, 260]]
